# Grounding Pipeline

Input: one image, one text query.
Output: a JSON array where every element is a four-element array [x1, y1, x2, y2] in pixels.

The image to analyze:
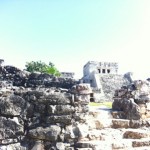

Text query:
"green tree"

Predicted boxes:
[[25, 61, 61, 76]]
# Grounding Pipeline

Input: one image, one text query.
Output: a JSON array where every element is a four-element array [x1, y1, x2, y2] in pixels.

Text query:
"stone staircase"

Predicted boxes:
[[75, 106, 150, 150]]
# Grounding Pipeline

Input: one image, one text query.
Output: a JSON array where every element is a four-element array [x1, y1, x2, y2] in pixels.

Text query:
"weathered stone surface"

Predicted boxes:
[[73, 113, 88, 122], [112, 140, 132, 149], [0, 117, 24, 139], [45, 93, 72, 105], [31, 140, 44, 150], [0, 143, 26, 150], [112, 119, 130, 128], [64, 124, 79, 140], [132, 139, 150, 147], [28, 126, 61, 141], [123, 130, 150, 139], [71, 84, 92, 95], [129, 120, 143, 128], [0, 94, 27, 118], [46, 115, 72, 124], [111, 110, 125, 119], [100, 74, 130, 100], [56, 142, 65, 150], [76, 141, 112, 150], [47, 105, 75, 115], [113, 80, 150, 120]]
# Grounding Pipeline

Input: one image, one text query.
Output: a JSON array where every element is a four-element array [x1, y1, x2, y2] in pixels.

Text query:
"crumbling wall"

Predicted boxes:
[[0, 65, 78, 89], [0, 82, 91, 149], [112, 80, 150, 120], [0, 64, 92, 149]]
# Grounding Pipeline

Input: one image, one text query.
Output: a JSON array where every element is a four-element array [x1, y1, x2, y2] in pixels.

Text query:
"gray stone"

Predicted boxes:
[[28, 125, 61, 141], [0, 117, 24, 139], [0, 95, 27, 118], [47, 105, 75, 115], [46, 115, 72, 124]]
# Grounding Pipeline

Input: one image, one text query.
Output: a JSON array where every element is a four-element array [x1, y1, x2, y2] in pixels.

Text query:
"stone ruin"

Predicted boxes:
[[0, 65, 78, 89], [2, 62, 150, 149], [0, 79, 92, 149], [112, 80, 150, 125], [0, 63, 95, 149]]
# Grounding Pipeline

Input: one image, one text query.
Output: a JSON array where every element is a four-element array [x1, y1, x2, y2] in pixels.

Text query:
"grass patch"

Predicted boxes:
[[89, 102, 112, 108]]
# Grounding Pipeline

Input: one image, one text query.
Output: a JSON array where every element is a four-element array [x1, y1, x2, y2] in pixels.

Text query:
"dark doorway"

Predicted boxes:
[[102, 69, 105, 73], [107, 69, 110, 73], [90, 93, 94, 102], [98, 69, 101, 73]]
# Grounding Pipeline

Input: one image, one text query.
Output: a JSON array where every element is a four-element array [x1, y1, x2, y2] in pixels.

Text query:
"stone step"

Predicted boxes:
[[130, 146, 150, 150], [75, 140, 112, 150], [122, 128, 150, 139], [76, 139, 134, 150], [87, 128, 123, 141], [87, 118, 131, 129], [132, 138, 150, 147], [75, 137, 150, 150], [111, 110, 125, 119], [112, 119, 130, 128], [87, 128, 150, 141], [89, 108, 113, 119]]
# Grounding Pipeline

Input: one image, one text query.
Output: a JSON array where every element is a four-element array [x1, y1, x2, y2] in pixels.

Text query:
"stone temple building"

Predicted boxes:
[[82, 61, 130, 102], [83, 61, 118, 86]]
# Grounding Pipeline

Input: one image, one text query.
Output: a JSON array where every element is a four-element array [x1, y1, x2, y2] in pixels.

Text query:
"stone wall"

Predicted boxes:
[[112, 80, 150, 120], [0, 65, 92, 149], [0, 65, 78, 89], [0, 80, 91, 149]]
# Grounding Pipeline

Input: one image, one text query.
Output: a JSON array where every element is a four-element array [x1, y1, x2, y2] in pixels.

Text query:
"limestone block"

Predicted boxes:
[[76, 141, 112, 150], [0, 117, 24, 139], [28, 125, 61, 141], [47, 105, 75, 115], [123, 130, 150, 139], [56, 142, 65, 150], [129, 120, 143, 128], [87, 130, 104, 140], [111, 111, 125, 119], [46, 115, 72, 124], [75, 95, 90, 103], [112, 140, 132, 149], [71, 84, 92, 95], [73, 113, 88, 122], [132, 138, 150, 147], [45, 93, 71, 105], [112, 119, 130, 128], [0, 95, 27, 117]]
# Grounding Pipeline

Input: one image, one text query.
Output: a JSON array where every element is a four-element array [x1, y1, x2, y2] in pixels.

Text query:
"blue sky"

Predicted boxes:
[[0, 0, 150, 79]]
